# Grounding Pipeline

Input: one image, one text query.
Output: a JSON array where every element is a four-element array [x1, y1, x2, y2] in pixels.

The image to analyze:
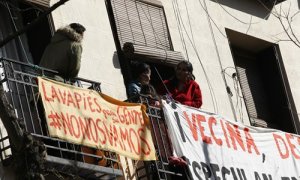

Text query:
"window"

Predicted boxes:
[[106, 1, 186, 178], [109, 0, 171, 50], [226, 29, 300, 134], [20, 2, 53, 65], [0, 1, 28, 62], [106, 0, 183, 87], [0, 0, 53, 165], [0, 1, 52, 64]]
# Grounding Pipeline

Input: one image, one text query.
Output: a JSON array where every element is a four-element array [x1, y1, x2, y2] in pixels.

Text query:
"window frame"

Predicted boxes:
[[227, 29, 300, 134], [105, 0, 179, 85]]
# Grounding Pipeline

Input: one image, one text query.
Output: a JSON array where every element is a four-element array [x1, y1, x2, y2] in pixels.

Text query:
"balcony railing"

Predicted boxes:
[[0, 57, 186, 179], [126, 96, 187, 179], [0, 57, 120, 179]]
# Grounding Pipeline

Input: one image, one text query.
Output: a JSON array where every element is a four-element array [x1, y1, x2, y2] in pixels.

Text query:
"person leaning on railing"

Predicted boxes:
[[157, 60, 202, 179], [158, 60, 202, 108], [126, 62, 151, 99], [126, 61, 151, 99], [126, 62, 161, 106]]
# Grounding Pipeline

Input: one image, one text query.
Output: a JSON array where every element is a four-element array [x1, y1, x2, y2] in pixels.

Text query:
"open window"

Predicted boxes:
[[106, 0, 183, 88], [226, 29, 300, 134], [0, 1, 52, 64], [0, 1, 29, 62], [19, 1, 53, 65]]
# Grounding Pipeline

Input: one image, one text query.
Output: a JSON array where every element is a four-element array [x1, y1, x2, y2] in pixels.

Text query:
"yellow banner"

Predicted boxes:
[[38, 77, 156, 160]]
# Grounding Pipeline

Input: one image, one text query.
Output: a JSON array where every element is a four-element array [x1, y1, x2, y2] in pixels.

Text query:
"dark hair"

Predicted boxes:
[[70, 23, 86, 35], [170, 61, 195, 86], [176, 60, 193, 73], [131, 62, 150, 79]]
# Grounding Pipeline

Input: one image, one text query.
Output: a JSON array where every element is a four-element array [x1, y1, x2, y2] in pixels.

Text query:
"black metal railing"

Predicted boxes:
[[0, 57, 186, 179], [126, 95, 186, 180], [0, 57, 122, 179]]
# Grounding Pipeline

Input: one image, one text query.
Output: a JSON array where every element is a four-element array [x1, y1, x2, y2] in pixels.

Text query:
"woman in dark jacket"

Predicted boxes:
[[127, 62, 152, 99], [159, 60, 202, 108], [126, 62, 160, 105]]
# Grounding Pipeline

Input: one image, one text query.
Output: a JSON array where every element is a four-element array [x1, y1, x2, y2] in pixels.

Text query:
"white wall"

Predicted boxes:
[[49, 0, 300, 122], [50, 0, 127, 100], [162, 0, 300, 124]]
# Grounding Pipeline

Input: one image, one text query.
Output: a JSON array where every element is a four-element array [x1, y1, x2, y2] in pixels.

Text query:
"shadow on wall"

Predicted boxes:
[[298, 0, 300, 9], [209, 0, 272, 19], [112, 51, 121, 69]]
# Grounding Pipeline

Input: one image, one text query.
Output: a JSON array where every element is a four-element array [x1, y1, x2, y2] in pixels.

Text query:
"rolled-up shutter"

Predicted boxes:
[[123, 43, 184, 67], [24, 0, 50, 7]]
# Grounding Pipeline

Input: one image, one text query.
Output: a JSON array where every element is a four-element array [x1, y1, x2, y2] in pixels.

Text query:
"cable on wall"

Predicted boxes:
[[201, 0, 238, 121], [184, 0, 196, 47], [171, 0, 189, 60], [223, 66, 244, 122], [172, 0, 219, 113], [137, 1, 167, 48], [197, 0, 227, 38]]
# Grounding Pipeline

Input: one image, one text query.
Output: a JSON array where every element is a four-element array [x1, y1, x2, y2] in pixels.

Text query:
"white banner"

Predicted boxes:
[[162, 101, 300, 180]]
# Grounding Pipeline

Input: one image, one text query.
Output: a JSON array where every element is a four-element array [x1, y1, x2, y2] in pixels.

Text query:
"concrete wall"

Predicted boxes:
[[162, 0, 300, 124], [49, 0, 300, 123], [50, 0, 127, 100], [1, 0, 300, 178]]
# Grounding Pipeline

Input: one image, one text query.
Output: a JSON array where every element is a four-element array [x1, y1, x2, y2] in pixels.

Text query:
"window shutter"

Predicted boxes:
[[236, 66, 268, 127], [24, 0, 50, 7], [109, 0, 185, 66], [234, 51, 274, 128], [110, 0, 171, 50], [123, 43, 184, 67]]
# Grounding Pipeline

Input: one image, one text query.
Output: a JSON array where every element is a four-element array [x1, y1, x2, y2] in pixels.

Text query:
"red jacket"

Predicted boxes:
[[160, 79, 202, 108]]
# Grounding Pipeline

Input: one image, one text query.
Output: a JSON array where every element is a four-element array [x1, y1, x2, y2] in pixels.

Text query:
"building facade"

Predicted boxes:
[[0, 0, 299, 179]]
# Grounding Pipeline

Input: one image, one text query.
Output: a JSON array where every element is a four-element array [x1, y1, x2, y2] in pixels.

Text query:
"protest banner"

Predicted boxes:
[[38, 77, 156, 161], [162, 100, 300, 180]]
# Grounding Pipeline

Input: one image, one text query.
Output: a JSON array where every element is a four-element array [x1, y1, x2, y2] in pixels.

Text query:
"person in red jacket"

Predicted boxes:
[[160, 60, 202, 108]]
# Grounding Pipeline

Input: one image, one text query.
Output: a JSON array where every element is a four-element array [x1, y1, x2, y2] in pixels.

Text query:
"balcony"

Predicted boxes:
[[0, 57, 185, 179]]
